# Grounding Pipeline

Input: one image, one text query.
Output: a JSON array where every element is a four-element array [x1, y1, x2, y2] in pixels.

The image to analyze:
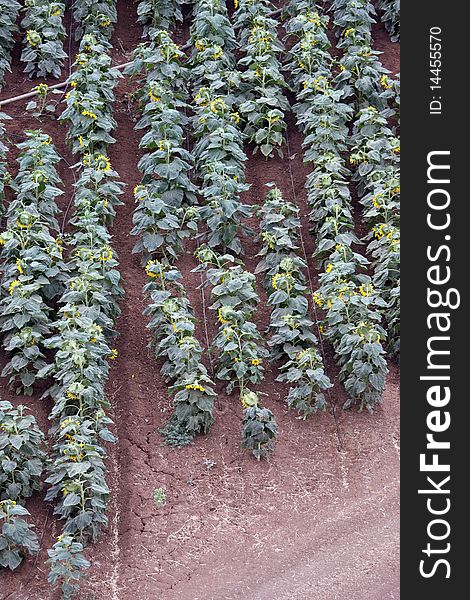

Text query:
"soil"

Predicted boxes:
[[0, 2, 400, 599]]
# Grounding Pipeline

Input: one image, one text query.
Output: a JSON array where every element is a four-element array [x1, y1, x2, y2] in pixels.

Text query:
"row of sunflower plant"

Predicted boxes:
[[143, 261, 216, 446], [60, 34, 121, 155], [0, 133, 71, 577], [0, 132, 68, 396], [21, 0, 67, 79], [286, 0, 389, 411], [349, 107, 400, 357], [40, 32, 124, 599], [234, 0, 289, 158], [333, 0, 400, 358], [126, 29, 216, 445], [0, 0, 21, 89], [256, 186, 332, 418], [190, 0, 252, 255], [195, 246, 277, 460], [0, 400, 47, 570], [190, 1, 277, 452]]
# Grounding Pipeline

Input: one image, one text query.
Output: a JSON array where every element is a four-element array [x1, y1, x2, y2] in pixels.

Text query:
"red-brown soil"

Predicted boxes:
[[0, 2, 399, 599]]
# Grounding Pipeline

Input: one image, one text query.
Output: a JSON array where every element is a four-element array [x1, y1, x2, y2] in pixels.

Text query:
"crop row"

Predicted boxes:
[[0, 125, 55, 567], [128, 29, 215, 447], [1, 44, 122, 598], [39, 24, 124, 595], [332, 0, 400, 358], [286, 0, 390, 410], [0, 1, 21, 89], [0, 400, 47, 569], [0, 132, 67, 395]]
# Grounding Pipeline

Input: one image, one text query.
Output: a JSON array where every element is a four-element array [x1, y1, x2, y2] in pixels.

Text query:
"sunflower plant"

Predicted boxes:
[[190, 0, 237, 53], [72, 0, 117, 42], [136, 0, 185, 33], [60, 39, 121, 155], [277, 348, 332, 417], [129, 28, 188, 92], [240, 390, 277, 460], [43, 23, 123, 595], [132, 186, 199, 264], [192, 88, 252, 254], [73, 152, 124, 227], [332, 0, 375, 47], [316, 249, 389, 411], [213, 307, 268, 394], [284, 1, 331, 90], [335, 45, 391, 110], [0, 499, 39, 570], [21, 0, 67, 78], [0, 401, 46, 502], [47, 534, 90, 599], [350, 106, 400, 359], [0, 132, 67, 394], [196, 249, 276, 458]]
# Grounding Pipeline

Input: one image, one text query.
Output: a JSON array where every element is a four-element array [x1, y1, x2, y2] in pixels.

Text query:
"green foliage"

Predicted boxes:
[[136, 0, 185, 33], [240, 390, 276, 460], [153, 487, 166, 506], [47, 535, 90, 599], [190, 0, 237, 52], [0, 131, 68, 395], [196, 248, 276, 458], [21, 1, 67, 78], [0, 500, 39, 570], [43, 19, 123, 597], [128, 32, 215, 446], [143, 262, 215, 444], [235, 2, 288, 157], [0, 111, 11, 215], [332, 0, 393, 110], [286, 1, 392, 406], [0, 0, 21, 88], [256, 186, 332, 417], [0, 400, 46, 570], [378, 0, 400, 42], [192, 88, 252, 254], [316, 249, 389, 411], [350, 107, 400, 358], [129, 31, 199, 264], [72, 0, 117, 42], [60, 36, 121, 155], [0, 401, 46, 502]]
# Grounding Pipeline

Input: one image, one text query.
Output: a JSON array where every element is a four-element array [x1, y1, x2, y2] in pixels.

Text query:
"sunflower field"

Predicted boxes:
[[0, 1, 400, 597]]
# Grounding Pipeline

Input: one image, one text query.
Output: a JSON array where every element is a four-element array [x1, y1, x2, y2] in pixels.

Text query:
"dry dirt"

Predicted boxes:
[[0, 2, 400, 599]]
